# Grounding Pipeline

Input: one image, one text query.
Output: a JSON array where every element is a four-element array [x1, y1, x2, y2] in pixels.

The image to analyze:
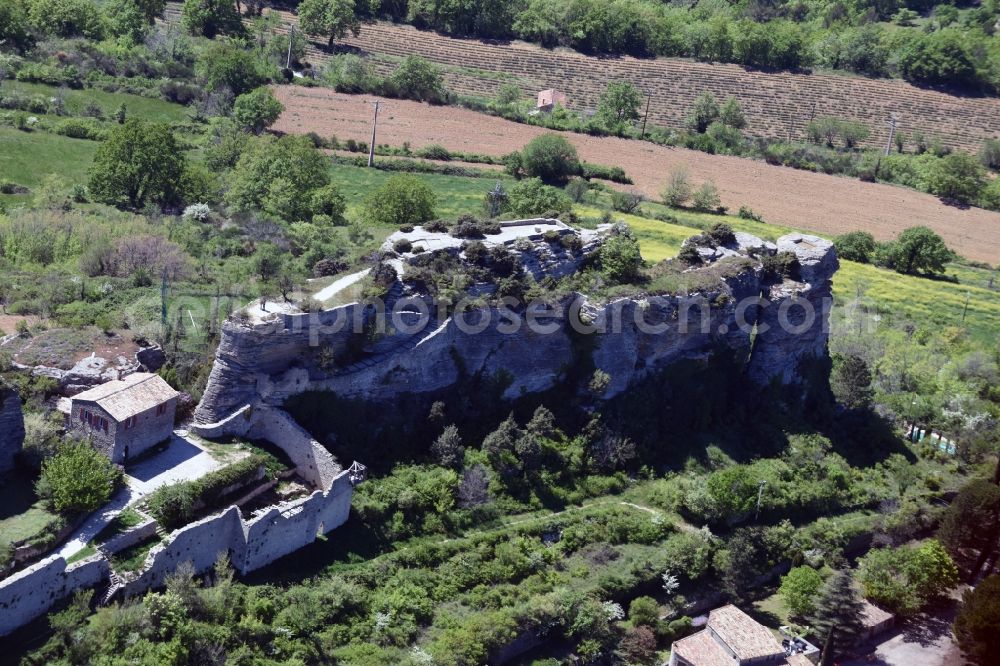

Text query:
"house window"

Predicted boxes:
[[156, 404, 167, 417], [124, 416, 136, 429]]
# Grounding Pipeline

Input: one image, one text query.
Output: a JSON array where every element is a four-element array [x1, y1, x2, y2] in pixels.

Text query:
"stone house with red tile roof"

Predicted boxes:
[[668, 604, 815, 666], [69, 373, 178, 464]]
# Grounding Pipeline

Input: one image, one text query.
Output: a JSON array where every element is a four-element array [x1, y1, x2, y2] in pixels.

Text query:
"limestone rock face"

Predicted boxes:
[[0, 383, 25, 475], [195, 231, 838, 427], [747, 233, 839, 384]]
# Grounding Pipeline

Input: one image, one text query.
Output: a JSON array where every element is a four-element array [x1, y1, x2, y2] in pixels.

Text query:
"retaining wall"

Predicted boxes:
[[0, 554, 109, 636], [0, 408, 354, 637]]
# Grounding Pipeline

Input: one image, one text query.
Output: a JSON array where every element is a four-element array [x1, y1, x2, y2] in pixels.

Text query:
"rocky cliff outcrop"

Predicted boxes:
[[194, 227, 838, 429], [0, 383, 25, 475]]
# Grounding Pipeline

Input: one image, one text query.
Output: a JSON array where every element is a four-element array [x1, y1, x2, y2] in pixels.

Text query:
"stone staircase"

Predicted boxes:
[[97, 570, 124, 606]]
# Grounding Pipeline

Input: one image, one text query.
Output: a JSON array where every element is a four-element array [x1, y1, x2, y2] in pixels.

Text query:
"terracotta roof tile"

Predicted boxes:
[[708, 604, 784, 661], [72, 373, 178, 421]]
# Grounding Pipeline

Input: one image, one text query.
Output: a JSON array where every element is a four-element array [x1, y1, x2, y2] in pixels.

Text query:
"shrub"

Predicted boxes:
[[611, 189, 644, 214], [362, 174, 436, 227], [520, 134, 581, 185], [662, 168, 692, 207], [600, 226, 642, 283], [686, 92, 719, 133], [706, 222, 735, 245], [979, 139, 1000, 171], [505, 178, 570, 217], [387, 55, 446, 103], [54, 118, 105, 141], [761, 251, 800, 281], [416, 144, 451, 161], [37, 441, 123, 514], [834, 231, 877, 263], [393, 238, 413, 253], [924, 152, 987, 203], [565, 179, 589, 203], [691, 181, 721, 212]]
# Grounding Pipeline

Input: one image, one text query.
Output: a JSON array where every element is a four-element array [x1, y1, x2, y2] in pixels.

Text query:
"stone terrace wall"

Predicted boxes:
[[0, 407, 355, 637], [0, 554, 109, 636]]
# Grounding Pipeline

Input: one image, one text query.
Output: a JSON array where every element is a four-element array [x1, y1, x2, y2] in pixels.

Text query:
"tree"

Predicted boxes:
[[857, 541, 958, 616], [834, 231, 876, 263], [431, 425, 464, 469], [831, 354, 873, 409], [197, 42, 269, 96], [780, 566, 825, 618], [227, 135, 330, 220], [880, 226, 952, 275], [0, 0, 33, 51], [898, 30, 979, 89], [27, 0, 105, 39], [181, 0, 242, 38], [938, 479, 1000, 580], [618, 625, 657, 664], [597, 80, 642, 130], [600, 225, 642, 283], [807, 569, 866, 658], [686, 92, 719, 133], [36, 441, 123, 514], [361, 174, 436, 227], [298, 0, 360, 47], [253, 244, 284, 282], [924, 152, 987, 204], [388, 56, 446, 103], [692, 181, 722, 212], [520, 134, 581, 186], [719, 97, 747, 129], [662, 167, 692, 207], [233, 86, 284, 134], [954, 574, 1000, 665], [88, 120, 187, 210], [104, 0, 150, 45]]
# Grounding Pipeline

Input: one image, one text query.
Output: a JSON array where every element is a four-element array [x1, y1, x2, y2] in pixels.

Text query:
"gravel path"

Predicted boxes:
[[274, 86, 1000, 264]]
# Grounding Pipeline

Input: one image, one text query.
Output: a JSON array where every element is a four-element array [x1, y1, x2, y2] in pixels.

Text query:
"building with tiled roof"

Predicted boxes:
[[70, 373, 179, 464], [668, 604, 816, 666]]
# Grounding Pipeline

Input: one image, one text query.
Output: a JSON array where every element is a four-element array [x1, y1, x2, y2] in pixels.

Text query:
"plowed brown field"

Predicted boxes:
[[275, 86, 1000, 264]]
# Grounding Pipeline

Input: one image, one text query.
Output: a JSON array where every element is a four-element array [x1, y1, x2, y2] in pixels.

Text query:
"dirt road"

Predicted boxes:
[[274, 86, 1000, 264]]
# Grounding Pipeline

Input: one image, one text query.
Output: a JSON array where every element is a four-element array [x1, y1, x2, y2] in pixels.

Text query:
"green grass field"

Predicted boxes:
[[2, 81, 190, 123], [0, 127, 97, 189], [329, 163, 505, 220]]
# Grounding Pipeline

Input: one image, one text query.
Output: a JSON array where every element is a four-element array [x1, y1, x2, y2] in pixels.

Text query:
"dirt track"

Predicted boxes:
[[274, 86, 1000, 264]]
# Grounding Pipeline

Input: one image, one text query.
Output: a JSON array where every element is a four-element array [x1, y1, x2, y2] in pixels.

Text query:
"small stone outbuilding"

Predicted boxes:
[[69, 373, 179, 464], [536, 89, 568, 111]]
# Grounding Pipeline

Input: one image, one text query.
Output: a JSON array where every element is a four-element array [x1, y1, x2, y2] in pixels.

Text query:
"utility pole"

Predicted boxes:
[[962, 291, 970, 323], [755, 480, 767, 522], [640, 91, 652, 140], [285, 25, 295, 71], [884, 114, 898, 156], [367, 100, 380, 168]]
